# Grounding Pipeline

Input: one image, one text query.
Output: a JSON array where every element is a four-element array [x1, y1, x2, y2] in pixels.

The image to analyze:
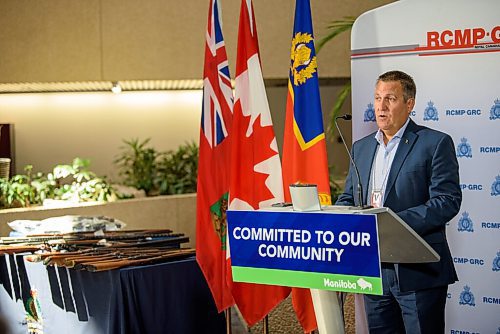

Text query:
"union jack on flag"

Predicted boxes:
[[196, 0, 235, 313], [201, 0, 233, 147]]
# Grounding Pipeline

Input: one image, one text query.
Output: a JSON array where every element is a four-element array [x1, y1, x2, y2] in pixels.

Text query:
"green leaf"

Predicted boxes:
[[327, 81, 351, 140], [316, 16, 355, 53]]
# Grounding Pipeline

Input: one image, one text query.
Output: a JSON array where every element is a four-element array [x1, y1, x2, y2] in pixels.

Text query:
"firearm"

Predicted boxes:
[[2, 229, 194, 271], [0, 244, 46, 255], [84, 248, 196, 272]]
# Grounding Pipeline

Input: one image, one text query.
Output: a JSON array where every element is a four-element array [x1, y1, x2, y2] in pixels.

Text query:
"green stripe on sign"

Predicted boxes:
[[232, 266, 382, 295]]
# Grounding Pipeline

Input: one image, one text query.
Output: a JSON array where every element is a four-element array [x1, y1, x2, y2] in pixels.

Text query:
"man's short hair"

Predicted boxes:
[[377, 70, 416, 102]]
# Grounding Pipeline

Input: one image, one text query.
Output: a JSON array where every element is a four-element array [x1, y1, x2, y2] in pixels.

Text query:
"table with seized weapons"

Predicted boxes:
[[0, 229, 225, 334]]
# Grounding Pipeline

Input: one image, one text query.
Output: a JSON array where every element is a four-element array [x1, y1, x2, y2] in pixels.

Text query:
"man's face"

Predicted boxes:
[[374, 80, 415, 138]]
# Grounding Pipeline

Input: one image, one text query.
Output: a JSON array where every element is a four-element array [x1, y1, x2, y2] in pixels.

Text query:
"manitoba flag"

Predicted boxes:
[[227, 0, 291, 326], [196, 0, 235, 313], [281, 0, 332, 331]]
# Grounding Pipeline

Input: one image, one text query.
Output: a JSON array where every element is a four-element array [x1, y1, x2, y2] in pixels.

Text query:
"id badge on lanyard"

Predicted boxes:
[[371, 190, 383, 208]]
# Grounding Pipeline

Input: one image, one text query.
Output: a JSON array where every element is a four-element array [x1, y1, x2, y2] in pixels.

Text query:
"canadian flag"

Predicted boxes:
[[227, 0, 291, 326]]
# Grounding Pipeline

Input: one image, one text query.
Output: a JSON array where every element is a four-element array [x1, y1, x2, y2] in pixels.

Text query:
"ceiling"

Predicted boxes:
[[0, 79, 204, 94]]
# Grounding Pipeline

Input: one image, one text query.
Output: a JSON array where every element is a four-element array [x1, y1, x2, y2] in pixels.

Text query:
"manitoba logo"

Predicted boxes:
[[459, 285, 475, 306], [493, 251, 500, 272], [290, 32, 317, 86], [490, 98, 500, 120], [364, 103, 375, 122], [423, 101, 439, 121], [456, 137, 472, 158], [491, 175, 500, 196], [210, 193, 229, 250], [458, 212, 474, 232], [323, 278, 357, 290]]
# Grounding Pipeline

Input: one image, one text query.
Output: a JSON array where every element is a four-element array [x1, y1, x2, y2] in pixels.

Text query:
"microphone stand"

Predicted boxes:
[[335, 115, 372, 210]]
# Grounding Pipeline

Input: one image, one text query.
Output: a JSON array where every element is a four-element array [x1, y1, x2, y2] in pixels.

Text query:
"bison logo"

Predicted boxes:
[[357, 277, 373, 291]]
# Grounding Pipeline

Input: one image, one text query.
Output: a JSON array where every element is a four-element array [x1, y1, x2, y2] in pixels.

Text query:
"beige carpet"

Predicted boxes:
[[232, 293, 356, 334]]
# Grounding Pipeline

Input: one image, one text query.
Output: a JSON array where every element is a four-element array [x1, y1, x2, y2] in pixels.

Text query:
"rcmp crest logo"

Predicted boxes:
[[456, 138, 472, 158], [459, 285, 475, 306], [364, 103, 376, 122], [423, 101, 439, 121], [493, 251, 500, 272], [490, 99, 500, 120], [290, 32, 317, 86], [491, 175, 500, 196], [458, 212, 474, 232]]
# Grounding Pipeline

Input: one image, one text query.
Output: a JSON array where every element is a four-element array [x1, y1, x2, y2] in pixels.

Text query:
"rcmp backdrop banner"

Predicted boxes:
[[351, 0, 500, 332]]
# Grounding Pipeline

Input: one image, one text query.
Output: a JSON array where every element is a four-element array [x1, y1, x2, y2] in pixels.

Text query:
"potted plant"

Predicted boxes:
[[114, 139, 198, 197], [316, 16, 356, 139], [155, 141, 198, 195], [0, 159, 116, 209], [114, 138, 159, 196]]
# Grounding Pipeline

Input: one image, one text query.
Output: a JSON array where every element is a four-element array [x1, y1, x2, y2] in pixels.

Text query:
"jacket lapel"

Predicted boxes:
[[384, 120, 419, 201]]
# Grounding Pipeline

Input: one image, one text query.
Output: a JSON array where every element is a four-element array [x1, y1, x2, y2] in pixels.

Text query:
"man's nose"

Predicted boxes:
[[376, 100, 388, 111]]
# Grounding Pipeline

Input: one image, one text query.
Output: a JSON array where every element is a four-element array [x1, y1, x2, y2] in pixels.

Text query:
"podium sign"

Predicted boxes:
[[227, 210, 383, 295]]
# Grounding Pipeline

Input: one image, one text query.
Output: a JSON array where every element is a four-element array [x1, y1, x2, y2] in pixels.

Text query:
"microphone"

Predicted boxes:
[[334, 114, 372, 210]]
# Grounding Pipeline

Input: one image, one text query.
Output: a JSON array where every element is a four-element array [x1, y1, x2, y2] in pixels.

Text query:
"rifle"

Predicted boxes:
[[0, 244, 46, 255], [1, 229, 194, 271], [84, 248, 196, 272], [1, 229, 177, 246]]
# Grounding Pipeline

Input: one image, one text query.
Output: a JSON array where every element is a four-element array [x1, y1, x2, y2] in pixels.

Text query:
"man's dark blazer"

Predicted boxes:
[[336, 119, 462, 292]]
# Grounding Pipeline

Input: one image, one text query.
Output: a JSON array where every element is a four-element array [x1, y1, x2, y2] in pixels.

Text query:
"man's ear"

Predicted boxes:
[[407, 98, 415, 113]]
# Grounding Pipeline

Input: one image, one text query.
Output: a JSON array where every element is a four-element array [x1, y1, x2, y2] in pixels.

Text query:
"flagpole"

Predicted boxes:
[[263, 315, 269, 334], [226, 308, 232, 334]]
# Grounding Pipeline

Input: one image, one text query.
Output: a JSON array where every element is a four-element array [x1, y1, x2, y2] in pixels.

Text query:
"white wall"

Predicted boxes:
[[0, 83, 354, 182], [0, 90, 202, 180]]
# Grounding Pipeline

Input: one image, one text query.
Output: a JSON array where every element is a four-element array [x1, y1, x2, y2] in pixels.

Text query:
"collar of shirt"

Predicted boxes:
[[374, 117, 411, 152], [369, 117, 411, 204]]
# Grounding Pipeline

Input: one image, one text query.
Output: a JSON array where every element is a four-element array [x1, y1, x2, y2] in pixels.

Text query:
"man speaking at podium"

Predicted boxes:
[[336, 71, 462, 333]]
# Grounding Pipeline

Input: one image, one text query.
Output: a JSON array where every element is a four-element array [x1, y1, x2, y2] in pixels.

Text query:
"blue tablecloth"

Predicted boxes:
[[0, 255, 226, 334]]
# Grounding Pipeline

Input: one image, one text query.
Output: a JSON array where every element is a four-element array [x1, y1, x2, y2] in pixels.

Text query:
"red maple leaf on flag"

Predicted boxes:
[[230, 101, 278, 209]]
